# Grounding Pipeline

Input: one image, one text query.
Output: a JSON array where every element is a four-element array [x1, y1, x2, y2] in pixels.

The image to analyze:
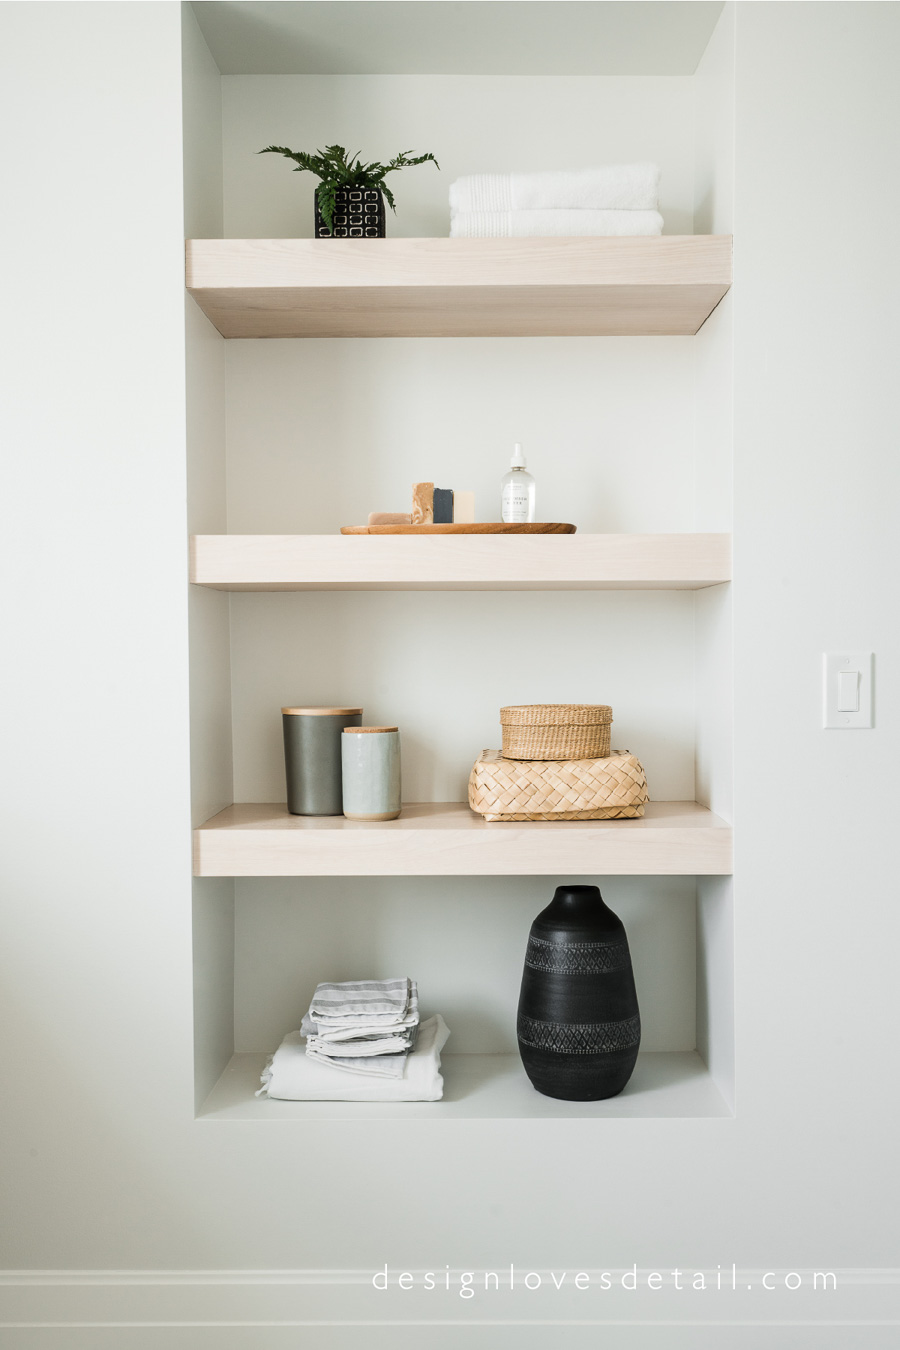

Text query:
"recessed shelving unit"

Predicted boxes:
[[190, 532, 731, 591], [199, 1049, 731, 1121], [183, 7, 738, 1124], [194, 801, 732, 878], [185, 235, 732, 339]]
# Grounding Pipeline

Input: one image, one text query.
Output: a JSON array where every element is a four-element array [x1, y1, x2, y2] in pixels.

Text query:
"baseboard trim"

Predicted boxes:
[[1, 1268, 898, 1329]]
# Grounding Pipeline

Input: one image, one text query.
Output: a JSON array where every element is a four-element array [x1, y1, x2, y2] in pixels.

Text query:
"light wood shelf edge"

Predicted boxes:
[[190, 532, 732, 591], [185, 235, 732, 338], [193, 801, 733, 877]]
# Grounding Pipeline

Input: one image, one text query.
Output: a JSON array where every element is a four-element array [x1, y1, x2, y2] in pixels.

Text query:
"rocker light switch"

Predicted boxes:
[[824, 652, 873, 728], [837, 670, 859, 713]]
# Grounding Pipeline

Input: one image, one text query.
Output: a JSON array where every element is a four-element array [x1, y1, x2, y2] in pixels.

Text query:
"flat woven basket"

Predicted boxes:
[[500, 704, 613, 761], [469, 748, 648, 822]]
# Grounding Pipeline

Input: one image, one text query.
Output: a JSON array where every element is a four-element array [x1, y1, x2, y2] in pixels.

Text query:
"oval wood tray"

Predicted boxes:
[[340, 522, 577, 535]]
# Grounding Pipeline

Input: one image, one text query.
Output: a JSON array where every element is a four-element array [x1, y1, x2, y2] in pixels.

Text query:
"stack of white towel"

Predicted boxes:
[[258, 977, 450, 1102], [449, 164, 663, 238]]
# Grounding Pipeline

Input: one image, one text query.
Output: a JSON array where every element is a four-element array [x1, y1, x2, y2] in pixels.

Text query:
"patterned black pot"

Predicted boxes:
[[315, 187, 386, 238], [517, 885, 641, 1101]]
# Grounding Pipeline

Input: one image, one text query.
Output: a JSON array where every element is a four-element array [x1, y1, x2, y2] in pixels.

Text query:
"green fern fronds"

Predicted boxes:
[[258, 143, 439, 230]]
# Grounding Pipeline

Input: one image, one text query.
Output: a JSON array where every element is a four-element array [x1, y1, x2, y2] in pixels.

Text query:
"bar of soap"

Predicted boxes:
[[433, 488, 453, 524], [368, 512, 412, 526], [454, 490, 475, 524], [411, 482, 434, 525]]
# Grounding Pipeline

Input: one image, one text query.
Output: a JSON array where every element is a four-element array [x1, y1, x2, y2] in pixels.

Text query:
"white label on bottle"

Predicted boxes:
[[502, 483, 529, 523]]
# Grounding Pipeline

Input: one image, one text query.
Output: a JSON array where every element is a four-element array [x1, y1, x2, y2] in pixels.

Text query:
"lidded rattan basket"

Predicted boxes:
[[500, 704, 613, 761]]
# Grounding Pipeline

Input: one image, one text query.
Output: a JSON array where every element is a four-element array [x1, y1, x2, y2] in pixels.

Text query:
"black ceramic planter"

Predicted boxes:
[[315, 187, 386, 238], [517, 885, 641, 1101]]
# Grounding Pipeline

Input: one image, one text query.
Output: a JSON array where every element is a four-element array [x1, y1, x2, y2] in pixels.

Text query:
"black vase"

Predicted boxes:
[[517, 885, 641, 1101], [315, 187, 386, 238]]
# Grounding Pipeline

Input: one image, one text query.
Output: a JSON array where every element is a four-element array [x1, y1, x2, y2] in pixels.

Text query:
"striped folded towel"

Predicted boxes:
[[301, 977, 421, 1076], [301, 978, 419, 1040], [309, 977, 415, 1022]]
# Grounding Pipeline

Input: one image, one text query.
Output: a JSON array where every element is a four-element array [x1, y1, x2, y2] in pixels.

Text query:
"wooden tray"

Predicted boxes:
[[340, 522, 577, 535]]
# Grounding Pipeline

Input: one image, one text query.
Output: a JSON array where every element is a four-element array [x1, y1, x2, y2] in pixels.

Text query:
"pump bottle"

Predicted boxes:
[[500, 443, 536, 523]]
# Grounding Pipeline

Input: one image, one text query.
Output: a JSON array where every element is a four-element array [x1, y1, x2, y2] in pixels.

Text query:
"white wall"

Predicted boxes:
[[730, 0, 900, 1287], [3, 2, 899, 1345], [0, 0, 195, 1267]]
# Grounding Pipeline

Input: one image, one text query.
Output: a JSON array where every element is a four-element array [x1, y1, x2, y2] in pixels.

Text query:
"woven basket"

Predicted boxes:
[[500, 704, 613, 761], [468, 748, 648, 822]]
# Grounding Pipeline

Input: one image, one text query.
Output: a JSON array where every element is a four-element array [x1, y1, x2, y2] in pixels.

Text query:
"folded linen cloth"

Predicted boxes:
[[258, 1014, 450, 1101], [306, 1045, 409, 1079], [308, 1031, 416, 1058], [301, 978, 419, 1040], [309, 976, 414, 1021], [450, 209, 664, 239], [449, 165, 660, 214]]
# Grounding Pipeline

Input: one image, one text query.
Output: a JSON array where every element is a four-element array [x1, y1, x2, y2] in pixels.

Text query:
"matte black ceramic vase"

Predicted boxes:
[[517, 885, 641, 1101]]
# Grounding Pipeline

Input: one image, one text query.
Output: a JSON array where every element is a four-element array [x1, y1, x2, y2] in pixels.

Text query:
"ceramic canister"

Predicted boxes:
[[341, 727, 401, 821], [282, 707, 362, 815]]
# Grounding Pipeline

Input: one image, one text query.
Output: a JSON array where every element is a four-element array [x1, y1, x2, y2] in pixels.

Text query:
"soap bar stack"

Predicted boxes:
[[449, 164, 663, 237], [368, 482, 476, 527], [300, 977, 421, 1078]]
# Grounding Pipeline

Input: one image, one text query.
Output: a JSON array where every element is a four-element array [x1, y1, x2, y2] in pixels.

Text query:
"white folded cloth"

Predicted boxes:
[[450, 209, 664, 238], [306, 1045, 409, 1078], [449, 165, 660, 214], [258, 1014, 450, 1102]]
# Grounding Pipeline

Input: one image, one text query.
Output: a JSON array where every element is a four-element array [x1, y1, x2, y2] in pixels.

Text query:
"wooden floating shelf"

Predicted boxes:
[[190, 532, 731, 592], [185, 236, 732, 339], [193, 801, 732, 878], [199, 1050, 731, 1121]]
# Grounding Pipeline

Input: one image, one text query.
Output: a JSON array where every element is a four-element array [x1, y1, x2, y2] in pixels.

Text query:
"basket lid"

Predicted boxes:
[[500, 703, 613, 726]]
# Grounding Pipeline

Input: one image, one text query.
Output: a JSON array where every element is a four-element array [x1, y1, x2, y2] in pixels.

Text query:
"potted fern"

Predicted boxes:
[[259, 142, 439, 238]]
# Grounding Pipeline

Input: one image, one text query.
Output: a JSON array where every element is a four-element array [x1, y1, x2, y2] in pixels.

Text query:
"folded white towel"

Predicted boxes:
[[450, 209, 664, 238], [258, 1014, 451, 1102], [449, 165, 660, 214]]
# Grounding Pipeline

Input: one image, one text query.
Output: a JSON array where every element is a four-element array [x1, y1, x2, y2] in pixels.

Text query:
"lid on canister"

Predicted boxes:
[[343, 726, 398, 733], [282, 706, 363, 715]]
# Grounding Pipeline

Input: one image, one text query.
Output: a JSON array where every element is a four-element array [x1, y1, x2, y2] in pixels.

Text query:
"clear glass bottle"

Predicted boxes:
[[500, 443, 536, 523]]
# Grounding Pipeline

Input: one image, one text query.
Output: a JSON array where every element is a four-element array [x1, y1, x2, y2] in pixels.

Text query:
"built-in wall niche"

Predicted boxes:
[[192, 874, 733, 1120], [184, 0, 735, 1123]]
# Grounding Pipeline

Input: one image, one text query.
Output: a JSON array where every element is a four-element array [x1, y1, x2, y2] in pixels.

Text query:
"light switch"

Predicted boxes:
[[837, 669, 859, 713], [823, 651, 873, 728]]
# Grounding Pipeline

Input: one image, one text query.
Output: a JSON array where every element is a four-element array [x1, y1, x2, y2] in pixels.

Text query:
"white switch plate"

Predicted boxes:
[[823, 651, 873, 728]]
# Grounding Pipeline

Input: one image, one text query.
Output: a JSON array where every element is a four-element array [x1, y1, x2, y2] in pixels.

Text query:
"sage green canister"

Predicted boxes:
[[282, 706, 362, 815], [341, 727, 401, 821]]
